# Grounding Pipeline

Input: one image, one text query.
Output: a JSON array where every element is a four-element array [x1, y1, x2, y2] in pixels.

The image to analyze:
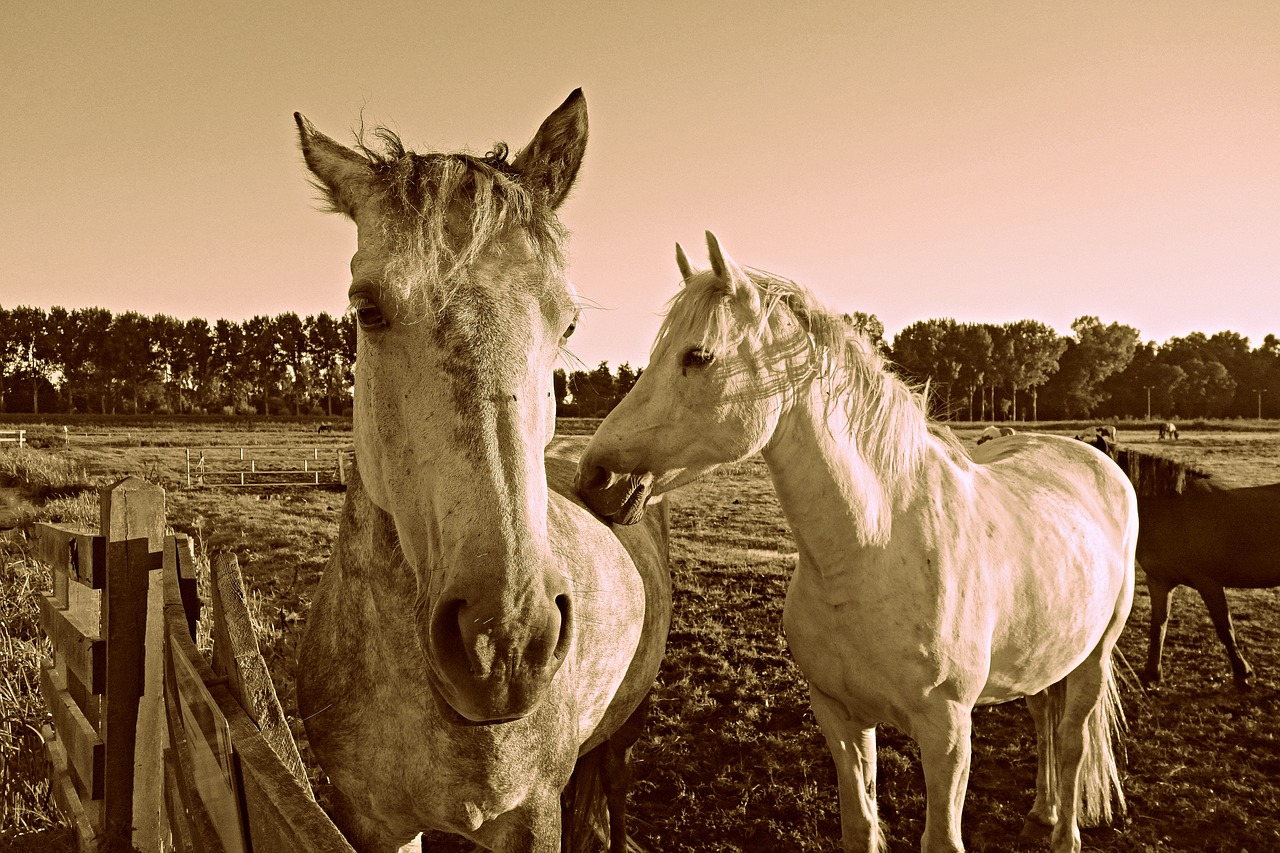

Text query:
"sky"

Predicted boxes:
[[3, 1, 1278, 371]]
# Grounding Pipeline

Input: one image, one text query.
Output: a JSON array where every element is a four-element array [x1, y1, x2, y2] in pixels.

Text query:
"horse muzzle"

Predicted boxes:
[[424, 586, 573, 722], [575, 466, 654, 525]]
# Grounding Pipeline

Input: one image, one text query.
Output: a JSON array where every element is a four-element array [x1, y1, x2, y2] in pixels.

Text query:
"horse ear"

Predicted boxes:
[[675, 243, 696, 283], [705, 231, 760, 312], [512, 89, 588, 210], [295, 113, 374, 220]]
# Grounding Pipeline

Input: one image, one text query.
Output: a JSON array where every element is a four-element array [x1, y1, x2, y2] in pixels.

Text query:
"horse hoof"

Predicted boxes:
[[1019, 816, 1053, 841]]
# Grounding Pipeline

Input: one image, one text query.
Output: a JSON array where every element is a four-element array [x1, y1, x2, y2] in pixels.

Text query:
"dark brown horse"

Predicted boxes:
[[1115, 448, 1280, 690]]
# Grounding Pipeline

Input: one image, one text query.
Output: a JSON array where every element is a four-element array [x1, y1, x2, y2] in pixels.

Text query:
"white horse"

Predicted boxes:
[[294, 91, 672, 852], [576, 232, 1137, 853], [976, 425, 1016, 444]]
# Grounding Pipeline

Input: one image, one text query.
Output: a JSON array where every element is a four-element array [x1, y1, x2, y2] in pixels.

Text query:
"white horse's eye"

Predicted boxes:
[[682, 347, 715, 368], [562, 315, 578, 340]]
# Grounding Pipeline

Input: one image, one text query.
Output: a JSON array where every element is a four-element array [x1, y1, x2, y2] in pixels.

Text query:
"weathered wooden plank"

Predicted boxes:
[[165, 535, 201, 642], [42, 724, 100, 853], [32, 523, 106, 590], [39, 660, 104, 800], [210, 551, 310, 792], [100, 475, 166, 849], [134, 557, 167, 853], [38, 595, 105, 695], [162, 750, 198, 853], [163, 652, 235, 853], [164, 583, 247, 853], [211, 683, 356, 853]]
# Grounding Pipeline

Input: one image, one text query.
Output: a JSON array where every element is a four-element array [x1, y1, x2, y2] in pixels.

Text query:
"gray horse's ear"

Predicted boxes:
[[295, 113, 374, 220], [512, 89, 588, 210], [705, 231, 760, 312], [675, 243, 696, 283]]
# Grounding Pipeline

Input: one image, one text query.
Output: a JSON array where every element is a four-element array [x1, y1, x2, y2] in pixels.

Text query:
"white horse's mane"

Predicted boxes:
[[654, 267, 965, 485]]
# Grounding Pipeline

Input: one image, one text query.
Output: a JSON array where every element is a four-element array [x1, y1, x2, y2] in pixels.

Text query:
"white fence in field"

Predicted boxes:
[[0, 429, 25, 448], [185, 446, 354, 488]]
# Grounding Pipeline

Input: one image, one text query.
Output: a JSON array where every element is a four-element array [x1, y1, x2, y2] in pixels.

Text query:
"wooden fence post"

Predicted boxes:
[[99, 476, 165, 852]]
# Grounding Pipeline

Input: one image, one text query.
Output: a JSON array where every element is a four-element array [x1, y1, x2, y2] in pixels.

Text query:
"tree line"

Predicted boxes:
[[0, 306, 355, 416], [3, 304, 1278, 421]]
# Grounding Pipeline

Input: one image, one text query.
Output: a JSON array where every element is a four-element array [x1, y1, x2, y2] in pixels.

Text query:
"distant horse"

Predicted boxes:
[[1159, 421, 1178, 440], [976, 425, 1016, 444], [1075, 427, 1117, 459], [1114, 448, 1280, 691], [294, 91, 672, 852], [577, 232, 1136, 853]]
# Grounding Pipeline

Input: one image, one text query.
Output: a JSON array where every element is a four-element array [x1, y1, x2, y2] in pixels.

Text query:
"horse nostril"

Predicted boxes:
[[553, 593, 573, 662]]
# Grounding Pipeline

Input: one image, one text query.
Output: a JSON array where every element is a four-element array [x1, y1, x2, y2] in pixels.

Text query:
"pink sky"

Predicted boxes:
[[4, 1, 1278, 370]]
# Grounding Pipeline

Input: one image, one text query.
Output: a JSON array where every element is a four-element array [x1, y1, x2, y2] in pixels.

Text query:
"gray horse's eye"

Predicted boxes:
[[351, 296, 387, 330], [682, 347, 715, 368], [562, 314, 578, 340]]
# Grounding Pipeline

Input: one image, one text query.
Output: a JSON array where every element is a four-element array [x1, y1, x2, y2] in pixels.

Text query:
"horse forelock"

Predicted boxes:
[[355, 128, 569, 321], [653, 266, 940, 492]]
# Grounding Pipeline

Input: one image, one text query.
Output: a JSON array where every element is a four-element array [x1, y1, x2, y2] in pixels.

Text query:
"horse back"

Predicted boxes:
[[1137, 481, 1280, 588]]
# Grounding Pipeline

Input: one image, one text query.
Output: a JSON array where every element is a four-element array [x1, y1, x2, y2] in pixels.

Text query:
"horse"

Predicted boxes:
[[1159, 421, 1178, 440], [293, 90, 672, 853], [1074, 427, 1117, 459], [575, 232, 1137, 853], [1113, 448, 1280, 691], [976, 425, 1016, 444]]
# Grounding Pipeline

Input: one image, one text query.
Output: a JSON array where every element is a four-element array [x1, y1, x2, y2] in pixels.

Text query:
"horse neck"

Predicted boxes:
[[762, 379, 924, 556]]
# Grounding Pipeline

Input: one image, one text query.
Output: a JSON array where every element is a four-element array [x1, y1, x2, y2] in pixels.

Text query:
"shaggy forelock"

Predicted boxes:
[[353, 128, 568, 318]]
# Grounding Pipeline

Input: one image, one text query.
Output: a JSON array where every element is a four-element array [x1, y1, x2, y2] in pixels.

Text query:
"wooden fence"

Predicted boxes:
[[34, 476, 354, 852], [0, 428, 25, 448], [184, 448, 352, 488]]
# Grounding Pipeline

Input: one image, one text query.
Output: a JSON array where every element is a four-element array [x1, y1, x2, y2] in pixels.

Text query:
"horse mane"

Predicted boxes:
[[344, 127, 568, 317], [1114, 448, 1212, 497], [654, 268, 957, 487]]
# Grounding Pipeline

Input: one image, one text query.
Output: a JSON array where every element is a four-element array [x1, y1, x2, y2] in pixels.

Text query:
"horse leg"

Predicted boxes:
[[1194, 583, 1254, 690], [914, 701, 972, 853], [1049, 651, 1124, 853], [808, 686, 885, 853], [1142, 575, 1175, 688], [1020, 688, 1059, 840]]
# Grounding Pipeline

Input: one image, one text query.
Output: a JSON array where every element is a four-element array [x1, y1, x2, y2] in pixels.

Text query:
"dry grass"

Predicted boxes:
[[2, 419, 1279, 851]]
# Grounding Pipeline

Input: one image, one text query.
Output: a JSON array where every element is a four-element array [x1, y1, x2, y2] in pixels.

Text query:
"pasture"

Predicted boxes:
[[2, 418, 1278, 851]]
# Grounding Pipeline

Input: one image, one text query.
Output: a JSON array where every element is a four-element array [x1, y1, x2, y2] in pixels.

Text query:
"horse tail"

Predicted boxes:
[[560, 696, 652, 853], [1070, 657, 1128, 826]]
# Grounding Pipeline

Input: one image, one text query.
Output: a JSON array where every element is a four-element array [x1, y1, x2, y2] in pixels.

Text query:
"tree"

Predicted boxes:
[[6, 306, 53, 413], [553, 368, 568, 409], [1039, 317, 1139, 418], [999, 320, 1066, 421]]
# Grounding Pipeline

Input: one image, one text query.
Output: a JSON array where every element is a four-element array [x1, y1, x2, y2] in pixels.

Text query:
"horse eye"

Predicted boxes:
[[563, 315, 578, 340], [682, 347, 715, 368], [351, 297, 387, 330]]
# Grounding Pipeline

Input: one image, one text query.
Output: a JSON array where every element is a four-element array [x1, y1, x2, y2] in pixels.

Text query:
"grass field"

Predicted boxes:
[[2, 418, 1278, 851]]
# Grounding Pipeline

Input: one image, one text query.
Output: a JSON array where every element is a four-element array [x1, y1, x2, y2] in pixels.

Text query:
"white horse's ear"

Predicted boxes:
[[512, 89, 588, 210], [675, 243, 696, 283], [705, 231, 760, 312], [295, 113, 374, 220]]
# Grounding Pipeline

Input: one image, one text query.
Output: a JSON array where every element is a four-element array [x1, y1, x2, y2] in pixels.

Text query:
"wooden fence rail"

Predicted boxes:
[[0, 428, 25, 447], [33, 476, 354, 853]]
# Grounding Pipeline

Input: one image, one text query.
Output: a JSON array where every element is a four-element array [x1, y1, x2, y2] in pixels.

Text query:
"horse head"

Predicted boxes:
[[577, 232, 820, 523], [296, 92, 587, 722]]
